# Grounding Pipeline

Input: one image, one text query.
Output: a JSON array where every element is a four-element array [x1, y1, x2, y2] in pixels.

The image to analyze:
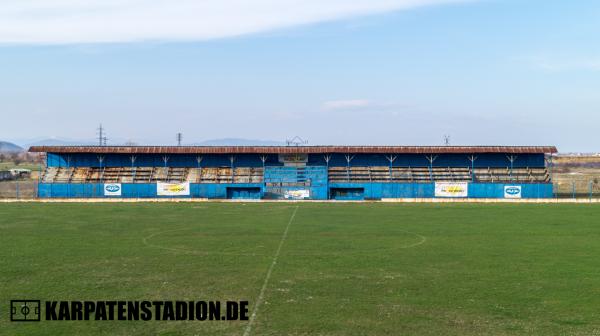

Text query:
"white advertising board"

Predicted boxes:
[[104, 183, 122, 196], [157, 182, 190, 196], [504, 185, 522, 199], [434, 182, 468, 198], [284, 189, 310, 200]]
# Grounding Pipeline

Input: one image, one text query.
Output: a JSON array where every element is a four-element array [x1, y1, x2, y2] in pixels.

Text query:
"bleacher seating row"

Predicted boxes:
[[328, 166, 550, 183], [42, 167, 264, 183], [41, 166, 550, 183]]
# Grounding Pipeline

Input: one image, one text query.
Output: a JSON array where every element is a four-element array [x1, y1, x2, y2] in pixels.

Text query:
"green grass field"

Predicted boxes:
[[1, 203, 599, 335], [0, 160, 41, 171]]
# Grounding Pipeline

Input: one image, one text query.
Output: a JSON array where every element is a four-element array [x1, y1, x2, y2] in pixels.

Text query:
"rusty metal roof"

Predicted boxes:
[[28, 145, 558, 154]]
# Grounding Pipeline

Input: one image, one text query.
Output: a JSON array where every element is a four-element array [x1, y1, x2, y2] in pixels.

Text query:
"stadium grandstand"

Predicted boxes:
[[29, 145, 557, 199]]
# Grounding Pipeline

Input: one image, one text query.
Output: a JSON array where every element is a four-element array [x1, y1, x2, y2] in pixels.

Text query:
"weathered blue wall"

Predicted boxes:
[[328, 183, 552, 199], [38, 182, 553, 199], [330, 183, 435, 199], [468, 183, 552, 199], [263, 166, 328, 199], [38, 183, 264, 199]]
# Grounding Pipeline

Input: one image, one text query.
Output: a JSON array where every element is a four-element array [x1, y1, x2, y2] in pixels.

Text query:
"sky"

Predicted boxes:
[[0, 0, 599, 152]]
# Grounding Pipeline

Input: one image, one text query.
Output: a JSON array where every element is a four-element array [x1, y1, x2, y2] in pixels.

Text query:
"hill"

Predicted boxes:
[[190, 138, 285, 146], [0, 141, 23, 153], [25, 138, 97, 147]]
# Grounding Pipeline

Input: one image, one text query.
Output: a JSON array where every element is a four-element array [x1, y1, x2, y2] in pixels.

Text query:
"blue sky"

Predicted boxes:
[[1, 0, 599, 152]]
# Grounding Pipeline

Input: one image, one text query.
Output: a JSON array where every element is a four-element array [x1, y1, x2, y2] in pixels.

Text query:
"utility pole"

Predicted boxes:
[[97, 124, 108, 146], [98, 124, 104, 146]]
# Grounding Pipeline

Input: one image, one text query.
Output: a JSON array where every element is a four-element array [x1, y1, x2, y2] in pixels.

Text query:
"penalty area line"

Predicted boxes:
[[242, 205, 299, 336]]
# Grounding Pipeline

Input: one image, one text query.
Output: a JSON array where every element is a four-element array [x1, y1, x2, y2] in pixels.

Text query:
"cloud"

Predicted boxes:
[[322, 99, 372, 111], [0, 0, 468, 44], [321, 99, 409, 113], [522, 56, 600, 72]]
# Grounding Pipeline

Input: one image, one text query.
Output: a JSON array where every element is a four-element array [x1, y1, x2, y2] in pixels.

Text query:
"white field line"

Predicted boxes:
[[142, 229, 264, 256], [142, 228, 193, 253], [398, 230, 427, 248], [141, 227, 424, 257], [243, 205, 299, 336]]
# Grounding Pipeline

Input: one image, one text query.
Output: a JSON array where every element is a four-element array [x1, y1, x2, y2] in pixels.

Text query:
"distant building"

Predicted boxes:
[[10, 168, 31, 179], [0, 171, 13, 181]]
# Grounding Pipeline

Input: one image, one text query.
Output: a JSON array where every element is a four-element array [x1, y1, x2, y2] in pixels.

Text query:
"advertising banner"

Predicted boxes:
[[157, 182, 190, 196], [284, 189, 310, 200], [435, 182, 468, 198], [103, 183, 122, 196], [504, 185, 522, 199]]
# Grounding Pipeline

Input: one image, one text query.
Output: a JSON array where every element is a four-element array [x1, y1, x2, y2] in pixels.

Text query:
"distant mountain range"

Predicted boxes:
[[25, 138, 98, 147], [12, 137, 285, 148], [0, 141, 24, 153], [190, 138, 285, 146]]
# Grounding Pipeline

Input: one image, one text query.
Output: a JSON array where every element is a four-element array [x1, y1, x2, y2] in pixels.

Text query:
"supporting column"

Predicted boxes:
[[130, 155, 137, 182], [196, 156, 203, 183], [344, 154, 354, 182], [97, 155, 105, 196], [425, 154, 438, 182], [506, 155, 518, 181], [229, 155, 236, 183], [323, 154, 332, 199], [467, 154, 478, 182], [259, 155, 268, 197], [385, 155, 397, 182]]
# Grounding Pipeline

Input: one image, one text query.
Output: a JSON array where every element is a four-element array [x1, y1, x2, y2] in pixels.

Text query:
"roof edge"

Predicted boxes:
[[28, 145, 559, 154]]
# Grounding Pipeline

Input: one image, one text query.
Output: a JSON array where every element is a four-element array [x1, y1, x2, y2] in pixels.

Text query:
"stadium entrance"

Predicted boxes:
[[330, 188, 365, 200], [226, 187, 261, 199]]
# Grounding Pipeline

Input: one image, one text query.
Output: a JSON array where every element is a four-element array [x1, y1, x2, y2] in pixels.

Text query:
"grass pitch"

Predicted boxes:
[[1, 202, 599, 335]]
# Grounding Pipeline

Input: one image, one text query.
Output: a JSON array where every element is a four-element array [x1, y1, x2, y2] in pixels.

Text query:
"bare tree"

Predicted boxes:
[[11, 153, 23, 166]]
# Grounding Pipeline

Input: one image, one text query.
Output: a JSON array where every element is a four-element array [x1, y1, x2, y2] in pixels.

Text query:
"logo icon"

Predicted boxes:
[[166, 185, 185, 192], [505, 187, 520, 195], [105, 184, 120, 192], [104, 183, 122, 196], [10, 300, 41, 322], [504, 185, 522, 199]]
